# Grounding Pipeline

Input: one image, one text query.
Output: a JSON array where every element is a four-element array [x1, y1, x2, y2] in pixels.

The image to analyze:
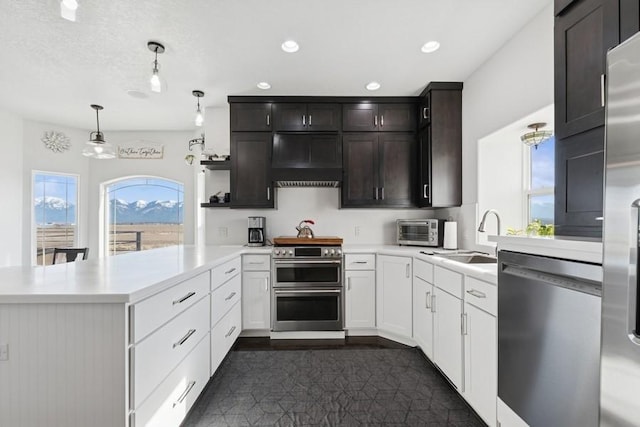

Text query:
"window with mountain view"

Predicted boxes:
[[106, 177, 184, 255], [527, 136, 554, 225], [34, 172, 78, 265]]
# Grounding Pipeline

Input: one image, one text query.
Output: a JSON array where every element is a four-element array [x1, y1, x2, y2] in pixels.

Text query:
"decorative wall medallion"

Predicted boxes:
[[42, 131, 71, 153], [117, 140, 164, 159]]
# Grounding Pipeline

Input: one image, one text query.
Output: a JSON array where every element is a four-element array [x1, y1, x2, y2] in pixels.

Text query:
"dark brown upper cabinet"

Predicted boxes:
[[554, 0, 618, 237], [273, 103, 341, 131], [620, 0, 640, 42], [230, 103, 272, 132], [554, 0, 619, 139], [342, 133, 416, 207], [343, 103, 416, 132], [554, 126, 604, 237], [230, 132, 274, 208], [417, 83, 462, 208]]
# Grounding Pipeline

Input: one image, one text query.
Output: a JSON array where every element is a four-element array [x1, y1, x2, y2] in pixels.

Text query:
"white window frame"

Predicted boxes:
[[31, 171, 80, 266], [100, 175, 184, 257], [524, 142, 554, 225]]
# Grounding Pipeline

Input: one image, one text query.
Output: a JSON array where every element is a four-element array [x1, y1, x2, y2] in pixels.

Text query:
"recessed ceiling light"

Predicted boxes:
[[421, 41, 441, 53], [281, 40, 300, 53], [257, 82, 271, 90], [366, 81, 381, 91]]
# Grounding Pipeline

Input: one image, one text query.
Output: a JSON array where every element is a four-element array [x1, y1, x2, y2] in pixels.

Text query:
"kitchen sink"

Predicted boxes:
[[436, 253, 497, 264]]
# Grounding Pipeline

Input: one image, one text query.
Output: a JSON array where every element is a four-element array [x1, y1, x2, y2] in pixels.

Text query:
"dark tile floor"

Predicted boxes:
[[182, 339, 486, 427]]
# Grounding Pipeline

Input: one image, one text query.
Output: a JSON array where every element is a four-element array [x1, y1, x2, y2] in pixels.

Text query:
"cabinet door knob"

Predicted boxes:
[[266, 114, 270, 126], [308, 115, 312, 126], [302, 115, 306, 125], [374, 115, 378, 127], [423, 107, 429, 120]]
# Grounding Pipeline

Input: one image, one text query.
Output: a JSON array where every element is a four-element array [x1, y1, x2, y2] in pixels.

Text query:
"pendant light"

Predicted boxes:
[[521, 122, 553, 149], [82, 105, 116, 159], [147, 41, 165, 93], [192, 90, 205, 127]]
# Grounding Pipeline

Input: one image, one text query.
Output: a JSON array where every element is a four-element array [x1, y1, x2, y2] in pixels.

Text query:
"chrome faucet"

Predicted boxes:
[[478, 209, 502, 235]]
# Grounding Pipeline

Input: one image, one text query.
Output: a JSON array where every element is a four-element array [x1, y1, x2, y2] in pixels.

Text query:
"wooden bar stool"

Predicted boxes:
[[52, 248, 89, 264]]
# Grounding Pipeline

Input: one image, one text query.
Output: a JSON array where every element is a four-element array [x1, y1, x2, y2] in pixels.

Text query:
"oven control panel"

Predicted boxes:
[[272, 246, 342, 259]]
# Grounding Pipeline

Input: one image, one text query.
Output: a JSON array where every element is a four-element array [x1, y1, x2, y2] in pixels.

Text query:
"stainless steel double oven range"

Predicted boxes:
[[271, 244, 343, 332]]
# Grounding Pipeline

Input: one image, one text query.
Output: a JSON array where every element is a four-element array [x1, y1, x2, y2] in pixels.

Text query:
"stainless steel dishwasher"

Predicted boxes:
[[497, 250, 602, 427]]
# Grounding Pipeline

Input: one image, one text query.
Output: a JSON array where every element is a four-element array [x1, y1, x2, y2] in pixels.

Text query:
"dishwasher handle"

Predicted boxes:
[[501, 263, 602, 297]]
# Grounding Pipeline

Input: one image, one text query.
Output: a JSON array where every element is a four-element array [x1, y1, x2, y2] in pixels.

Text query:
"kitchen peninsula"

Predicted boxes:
[[0, 244, 498, 427]]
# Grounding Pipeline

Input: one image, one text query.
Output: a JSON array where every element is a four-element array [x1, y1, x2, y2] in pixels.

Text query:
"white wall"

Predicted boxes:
[[454, 2, 554, 251], [0, 109, 24, 267]]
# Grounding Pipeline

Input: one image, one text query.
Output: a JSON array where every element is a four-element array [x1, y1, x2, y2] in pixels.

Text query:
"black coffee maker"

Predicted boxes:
[[248, 216, 266, 246]]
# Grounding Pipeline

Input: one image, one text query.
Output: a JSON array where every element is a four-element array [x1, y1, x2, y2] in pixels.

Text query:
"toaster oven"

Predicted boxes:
[[396, 219, 445, 247]]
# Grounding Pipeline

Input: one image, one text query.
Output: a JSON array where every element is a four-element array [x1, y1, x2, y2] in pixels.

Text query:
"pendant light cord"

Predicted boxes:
[[95, 108, 100, 133]]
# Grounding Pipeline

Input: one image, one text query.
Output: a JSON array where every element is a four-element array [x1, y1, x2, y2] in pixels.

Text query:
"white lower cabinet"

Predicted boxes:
[[376, 255, 413, 338], [413, 275, 435, 359], [133, 334, 210, 427], [464, 276, 498, 427], [433, 286, 463, 390], [345, 269, 376, 329], [211, 301, 242, 375], [242, 254, 271, 332]]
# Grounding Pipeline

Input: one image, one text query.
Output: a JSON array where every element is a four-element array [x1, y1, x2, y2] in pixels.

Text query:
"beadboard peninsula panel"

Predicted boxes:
[[0, 303, 127, 427]]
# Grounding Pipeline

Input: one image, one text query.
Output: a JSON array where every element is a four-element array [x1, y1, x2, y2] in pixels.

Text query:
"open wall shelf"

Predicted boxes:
[[201, 160, 231, 170]]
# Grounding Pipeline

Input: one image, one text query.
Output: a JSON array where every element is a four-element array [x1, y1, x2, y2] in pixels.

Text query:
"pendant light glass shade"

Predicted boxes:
[[192, 90, 205, 127], [147, 41, 165, 94], [521, 122, 553, 149], [82, 105, 115, 159]]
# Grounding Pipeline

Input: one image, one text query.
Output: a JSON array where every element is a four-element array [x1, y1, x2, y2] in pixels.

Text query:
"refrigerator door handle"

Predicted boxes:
[[630, 200, 640, 342]]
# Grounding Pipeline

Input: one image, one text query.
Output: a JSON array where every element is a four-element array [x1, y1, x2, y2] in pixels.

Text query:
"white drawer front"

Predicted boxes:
[[211, 301, 242, 376], [132, 295, 209, 409], [211, 273, 242, 327], [131, 271, 210, 343], [465, 276, 497, 316], [242, 254, 271, 271], [344, 254, 376, 270], [212, 257, 241, 290], [434, 265, 463, 299], [414, 258, 434, 283], [134, 334, 209, 427]]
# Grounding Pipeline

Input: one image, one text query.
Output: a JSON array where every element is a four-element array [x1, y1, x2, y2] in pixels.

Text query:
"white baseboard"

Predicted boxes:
[[345, 328, 378, 336], [377, 330, 416, 347], [239, 329, 270, 337]]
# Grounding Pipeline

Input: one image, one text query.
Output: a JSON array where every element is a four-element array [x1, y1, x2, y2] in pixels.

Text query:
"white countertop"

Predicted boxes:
[[0, 245, 271, 304], [489, 235, 603, 264], [344, 244, 497, 284], [0, 243, 497, 304]]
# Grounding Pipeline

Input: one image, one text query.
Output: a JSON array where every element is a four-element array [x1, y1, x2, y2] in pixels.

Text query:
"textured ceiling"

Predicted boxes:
[[0, 0, 550, 131]]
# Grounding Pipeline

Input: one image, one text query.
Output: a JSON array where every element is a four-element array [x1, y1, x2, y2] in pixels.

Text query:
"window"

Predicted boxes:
[[33, 172, 78, 265], [105, 177, 184, 255], [527, 136, 555, 225]]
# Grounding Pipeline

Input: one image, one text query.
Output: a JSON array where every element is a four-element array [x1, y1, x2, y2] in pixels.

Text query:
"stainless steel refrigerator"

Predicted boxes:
[[601, 31, 640, 427]]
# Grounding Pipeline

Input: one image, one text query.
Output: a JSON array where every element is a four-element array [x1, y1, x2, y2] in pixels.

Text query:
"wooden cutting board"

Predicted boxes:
[[272, 236, 343, 246]]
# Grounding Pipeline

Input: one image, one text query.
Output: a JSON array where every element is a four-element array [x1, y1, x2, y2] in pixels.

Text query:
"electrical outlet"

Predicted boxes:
[[0, 343, 8, 361], [354, 226, 361, 236], [218, 227, 228, 238]]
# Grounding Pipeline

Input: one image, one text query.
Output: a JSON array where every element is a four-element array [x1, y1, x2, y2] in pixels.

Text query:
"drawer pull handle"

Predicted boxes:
[[173, 291, 196, 305], [264, 278, 269, 291], [173, 329, 196, 348], [425, 291, 431, 309], [225, 325, 237, 338], [466, 289, 487, 298], [225, 267, 237, 275], [173, 380, 196, 407], [248, 261, 263, 265], [353, 261, 368, 264], [225, 291, 237, 301]]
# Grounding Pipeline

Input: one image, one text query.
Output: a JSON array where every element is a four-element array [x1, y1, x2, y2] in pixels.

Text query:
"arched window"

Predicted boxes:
[[104, 177, 184, 255]]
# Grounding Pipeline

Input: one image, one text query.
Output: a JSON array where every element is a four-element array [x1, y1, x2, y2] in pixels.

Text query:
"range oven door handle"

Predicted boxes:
[[274, 289, 342, 294], [273, 260, 342, 265]]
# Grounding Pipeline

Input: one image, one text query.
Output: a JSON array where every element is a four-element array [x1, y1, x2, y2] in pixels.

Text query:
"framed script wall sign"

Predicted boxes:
[[117, 141, 164, 159]]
